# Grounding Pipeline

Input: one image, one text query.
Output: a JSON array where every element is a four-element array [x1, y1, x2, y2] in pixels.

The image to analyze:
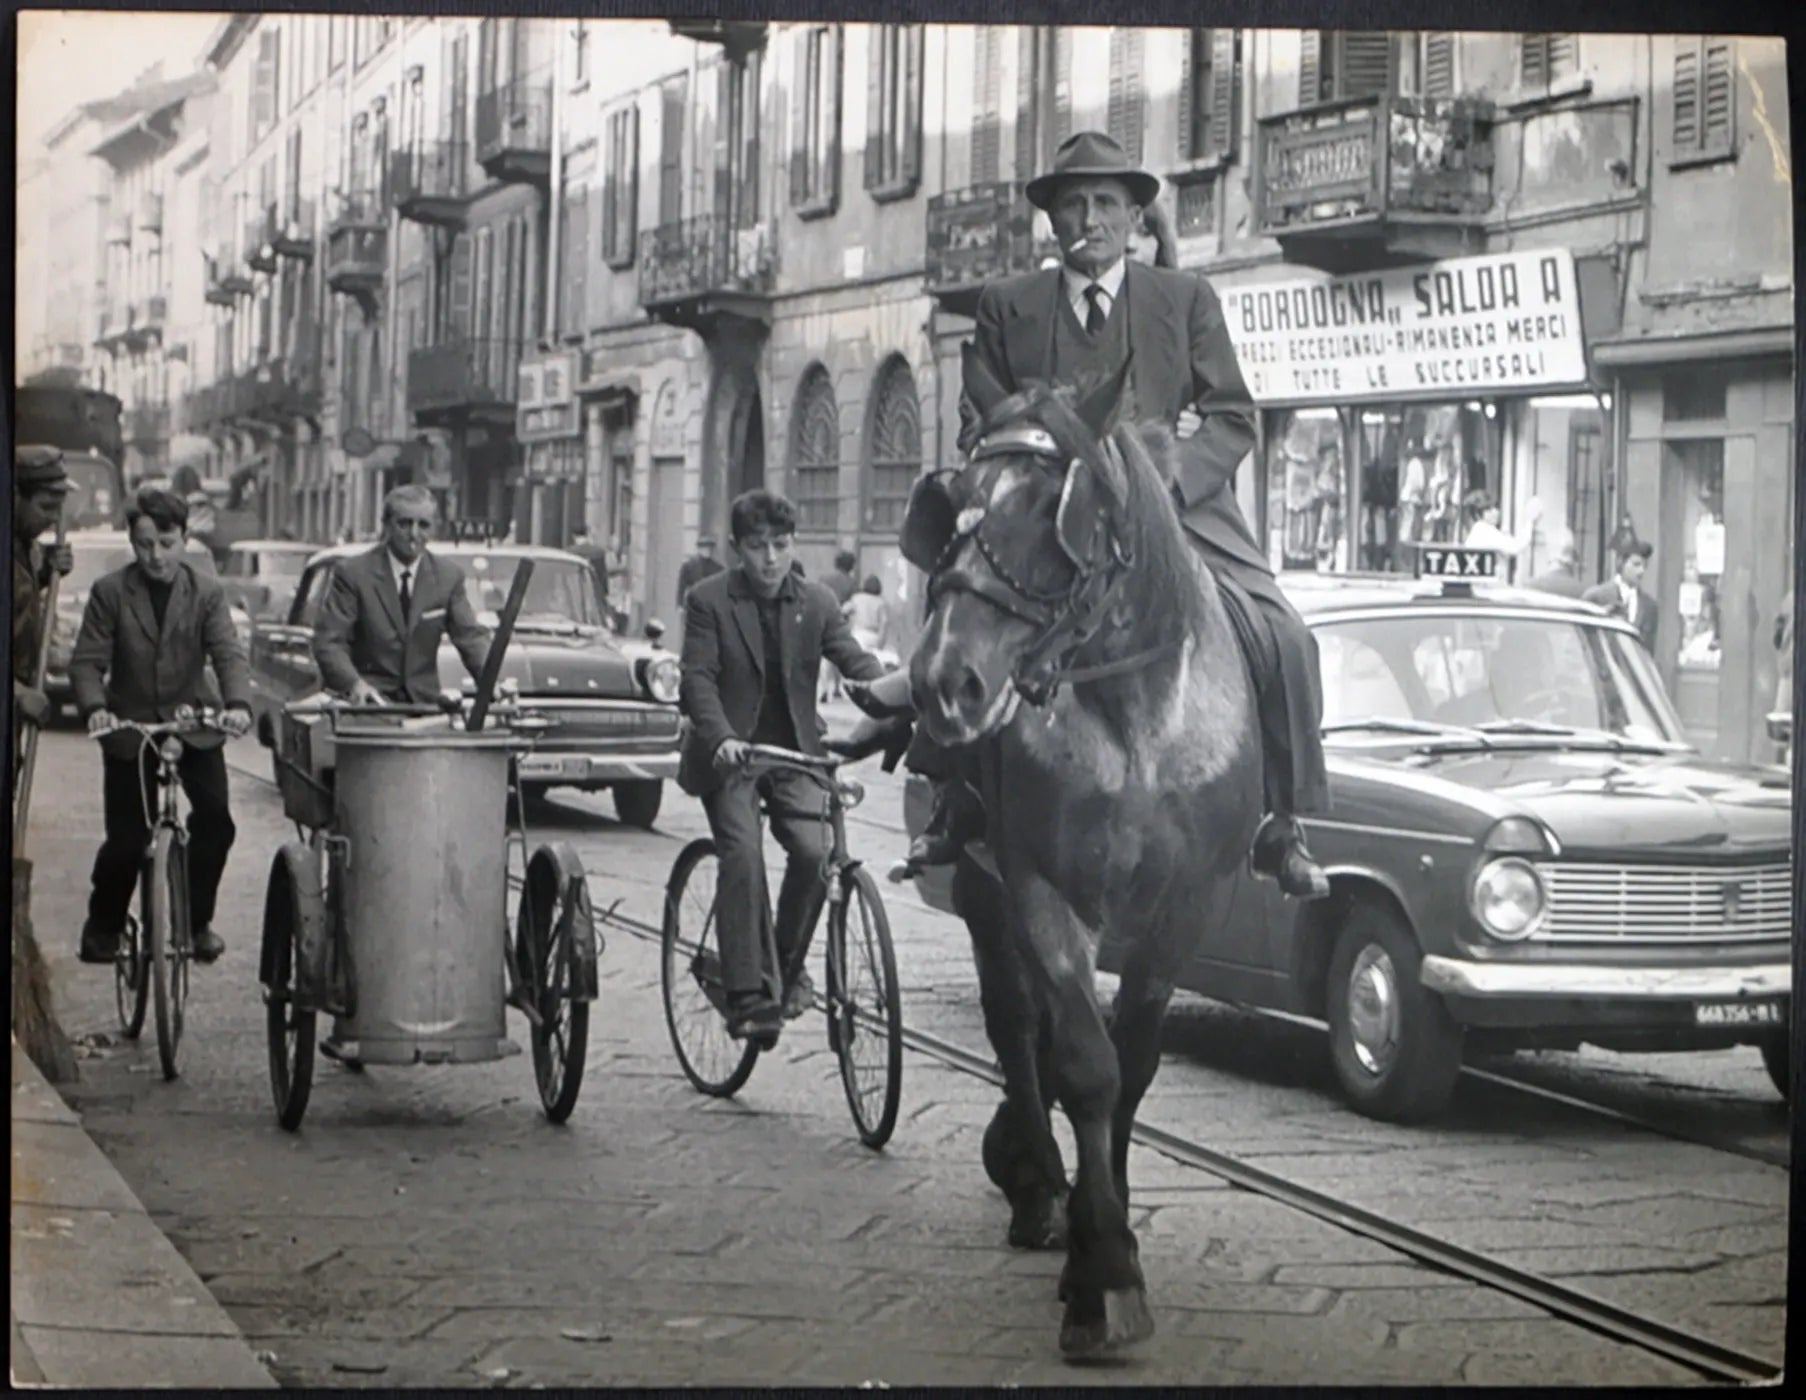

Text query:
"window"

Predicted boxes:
[[865, 25, 923, 200], [1519, 33, 1580, 94], [970, 25, 1003, 184], [1178, 29, 1239, 164], [1015, 26, 1072, 181], [561, 183, 589, 335], [790, 25, 842, 217], [602, 105, 638, 268], [1671, 36, 1736, 165], [1106, 29, 1146, 164], [790, 366, 841, 533], [1421, 32, 1456, 98], [252, 28, 280, 141], [657, 74, 686, 226], [572, 23, 590, 88], [865, 358, 920, 531], [1299, 31, 1395, 105]]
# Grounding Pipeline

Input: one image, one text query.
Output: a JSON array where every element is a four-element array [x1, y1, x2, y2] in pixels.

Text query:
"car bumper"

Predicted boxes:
[[514, 750, 680, 785], [1420, 956, 1791, 1000]]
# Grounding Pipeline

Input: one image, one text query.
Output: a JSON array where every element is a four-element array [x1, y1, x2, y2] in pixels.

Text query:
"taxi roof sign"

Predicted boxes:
[[1413, 545, 1500, 581]]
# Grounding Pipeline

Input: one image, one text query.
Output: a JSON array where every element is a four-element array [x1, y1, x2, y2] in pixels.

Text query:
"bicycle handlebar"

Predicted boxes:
[[89, 708, 232, 741], [742, 743, 842, 774]]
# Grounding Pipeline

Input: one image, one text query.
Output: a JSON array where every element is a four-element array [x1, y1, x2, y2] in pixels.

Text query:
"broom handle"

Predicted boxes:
[[13, 517, 68, 858]]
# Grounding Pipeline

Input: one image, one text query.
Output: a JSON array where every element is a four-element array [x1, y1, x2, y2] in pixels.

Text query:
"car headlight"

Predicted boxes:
[[1469, 857, 1547, 941], [643, 655, 681, 704]]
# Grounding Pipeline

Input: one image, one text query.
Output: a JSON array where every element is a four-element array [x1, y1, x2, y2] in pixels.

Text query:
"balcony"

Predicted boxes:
[[407, 337, 522, 426], [94, 302, 133, 352], [1253, 95, 1496, 272], [270, 200, 316, 260], [137, 191, 163, 233], [391, 142, 474, 226], [475, 77, 552, 184], [183, 382, 225, 431], [325, 194, 388, 301], [638, 214, 777, 335], [667, 19, 767, 59], [246, 216, 278, 273], [124, 295, 168, 352], [923, 181, 1060, 318], [125, 401, 170, 446]]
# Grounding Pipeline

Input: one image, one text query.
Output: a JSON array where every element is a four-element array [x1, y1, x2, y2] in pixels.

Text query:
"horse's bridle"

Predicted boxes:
[[926, 424, 1165, 708]]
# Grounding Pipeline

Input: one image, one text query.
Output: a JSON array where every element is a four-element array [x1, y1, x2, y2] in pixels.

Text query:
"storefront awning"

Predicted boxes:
[[1590, 327, 1794, 368]]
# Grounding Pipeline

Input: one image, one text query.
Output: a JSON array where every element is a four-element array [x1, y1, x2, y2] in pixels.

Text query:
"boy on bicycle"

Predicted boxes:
[[678, 490, 892, 1044], [70, 488, 253, 966]]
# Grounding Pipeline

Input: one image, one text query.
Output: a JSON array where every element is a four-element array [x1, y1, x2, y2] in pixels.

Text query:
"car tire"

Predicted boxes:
[[1326, 901, 1464, 1123], [1758, 1033, 1789, 1102], [613, 780, 662, 830]]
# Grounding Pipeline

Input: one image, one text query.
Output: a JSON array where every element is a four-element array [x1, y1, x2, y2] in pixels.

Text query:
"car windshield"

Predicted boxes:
[[59, 539, 218, 596], [236, 549, 312, 579], [1315, 612, 1689, 749], [459, 554, 608, 629]]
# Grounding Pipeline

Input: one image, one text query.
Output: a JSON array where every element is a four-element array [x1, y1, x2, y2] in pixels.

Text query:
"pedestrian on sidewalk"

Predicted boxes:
[[70, 487, 255, 966]]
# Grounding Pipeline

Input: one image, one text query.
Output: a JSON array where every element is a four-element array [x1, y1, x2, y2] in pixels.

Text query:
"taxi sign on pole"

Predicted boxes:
[[1414, 545, 1500, 580]]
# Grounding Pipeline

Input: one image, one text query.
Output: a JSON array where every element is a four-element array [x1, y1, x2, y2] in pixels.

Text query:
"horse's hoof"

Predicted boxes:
[[1059, 1287, 1155, 1358], [1008, 1210, 1066, 1251]]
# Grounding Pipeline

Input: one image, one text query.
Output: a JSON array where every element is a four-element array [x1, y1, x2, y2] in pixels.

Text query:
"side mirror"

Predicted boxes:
[[643, 618, 667, 648]]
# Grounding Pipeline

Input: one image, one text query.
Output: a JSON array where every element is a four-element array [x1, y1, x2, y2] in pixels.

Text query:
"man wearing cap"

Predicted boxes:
[[883, 131, 1329, 898], [13, 445, 75, 767], [1585, 538, 1659, 651], [677, 533, 724, 607]]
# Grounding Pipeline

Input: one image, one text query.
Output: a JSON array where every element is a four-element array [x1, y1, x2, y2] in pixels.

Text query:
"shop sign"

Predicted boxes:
[[1220, 250, 1589, 405], [517, 351, 578, 443], [649, 379, 685, 459]]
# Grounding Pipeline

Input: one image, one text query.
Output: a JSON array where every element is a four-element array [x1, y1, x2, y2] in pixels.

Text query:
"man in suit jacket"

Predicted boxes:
[[679, 490, 889, 1043], [71, 488, 254, 966], [928, 131, 1328, 897], [313, 484, 491, 705], [1583, 538, 1659, 651]]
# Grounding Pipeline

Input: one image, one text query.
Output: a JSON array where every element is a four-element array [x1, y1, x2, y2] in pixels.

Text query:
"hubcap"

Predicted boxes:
[[1346, 944, 1400, 1076]]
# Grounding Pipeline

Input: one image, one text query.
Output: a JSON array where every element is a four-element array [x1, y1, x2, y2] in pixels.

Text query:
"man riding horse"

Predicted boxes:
[[857, 130, 1329, 899]]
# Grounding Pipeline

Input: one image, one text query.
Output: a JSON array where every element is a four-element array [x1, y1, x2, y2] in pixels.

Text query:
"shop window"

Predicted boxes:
[[1663, 367, 1728, 421], [790, 365, 840, 533], [1671, 37, 1736, 166], [1672, 439, 1725, 674], [790, 25, 842, 218], [865, 25, 923, 200], [1265, 408, 1348, 573], [865, 357, 920, 532]]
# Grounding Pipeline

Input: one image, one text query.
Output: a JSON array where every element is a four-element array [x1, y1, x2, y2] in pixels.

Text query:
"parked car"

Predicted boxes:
[[246, 542, 683, 827], [219, 539, 319, 624], [42, 530, 251, 720], [906, 557, 1793, 1121]]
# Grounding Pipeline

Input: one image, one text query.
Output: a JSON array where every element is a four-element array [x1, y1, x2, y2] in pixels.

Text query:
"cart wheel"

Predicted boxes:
[[262, 847, 320, 1131], [827, 866, 903, 1149], [517, 843, 591, 1124], [146, 829, 190, 1081], [661, 839, 759, 1097], [114, 911, 149, 1041]]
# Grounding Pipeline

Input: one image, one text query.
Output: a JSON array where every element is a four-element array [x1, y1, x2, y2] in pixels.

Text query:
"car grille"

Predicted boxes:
[[541, 706, 681, 742], [1538, 860, 1793, 944]]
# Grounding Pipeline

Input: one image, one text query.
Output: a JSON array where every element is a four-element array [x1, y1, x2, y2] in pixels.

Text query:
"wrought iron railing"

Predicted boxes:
[[637, 213, 777, 306], [407, 337, 524, 412], [924, 181, 1059, 297], [475, 78, 553, 166], [390, 142, 473, 212]]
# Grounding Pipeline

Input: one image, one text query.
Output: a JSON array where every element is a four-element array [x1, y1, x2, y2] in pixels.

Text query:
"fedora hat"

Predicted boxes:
[[1025, 131, 1161, 211]]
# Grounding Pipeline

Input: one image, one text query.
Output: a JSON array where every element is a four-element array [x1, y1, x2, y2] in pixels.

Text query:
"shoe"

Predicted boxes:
[[726, 995, 783, 1044], [320, 1037, 365, 1072], [78, 919, 121, 966], [190, 926, 226, 964], [782, 969, 815, 1020], [1252, 818, 1331, 901]]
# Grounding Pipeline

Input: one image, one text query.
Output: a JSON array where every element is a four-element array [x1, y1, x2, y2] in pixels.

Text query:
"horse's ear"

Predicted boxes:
[[961, 341, 1010, 421], [1072, 353, 1132, 442]]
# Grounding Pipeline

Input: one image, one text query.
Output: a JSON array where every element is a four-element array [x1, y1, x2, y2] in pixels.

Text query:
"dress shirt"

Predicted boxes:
[[1063, 257, 1128, 327], [388, 548, 417, 616]]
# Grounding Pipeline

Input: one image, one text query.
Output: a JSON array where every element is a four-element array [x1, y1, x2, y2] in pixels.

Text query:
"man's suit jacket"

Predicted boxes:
[[678, 567, 887, 797], [70, 562, 252, 761], [312, 546, 490, 703], [1582, 580, 1660, 651], [969, 260, 1275, 600]]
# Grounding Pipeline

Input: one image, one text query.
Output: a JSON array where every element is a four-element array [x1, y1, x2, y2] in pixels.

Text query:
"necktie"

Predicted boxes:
[[1084, 284, 1107, 334], [399, 568, 413, 620]]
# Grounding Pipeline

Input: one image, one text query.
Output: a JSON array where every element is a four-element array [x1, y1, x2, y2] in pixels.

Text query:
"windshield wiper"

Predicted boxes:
[[1322, 717, 1490, 743], [1474, 719, 1577, 736]]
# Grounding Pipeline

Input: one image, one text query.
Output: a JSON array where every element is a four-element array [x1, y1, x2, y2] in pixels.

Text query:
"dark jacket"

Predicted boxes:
[[678, 566, 887, 796], [312, 546, 490, 703], [1583, 579, 1660, 651], [69, 561, 252, 761], [677, 552, 724, 606]]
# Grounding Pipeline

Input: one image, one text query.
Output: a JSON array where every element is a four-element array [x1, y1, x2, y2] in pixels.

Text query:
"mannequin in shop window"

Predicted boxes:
[[1425, 442, 1461, 543]]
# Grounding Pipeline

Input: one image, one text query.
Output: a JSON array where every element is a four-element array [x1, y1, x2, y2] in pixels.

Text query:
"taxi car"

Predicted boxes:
[[906, 549, 1793, 1122], [246, 541, 683, 827]]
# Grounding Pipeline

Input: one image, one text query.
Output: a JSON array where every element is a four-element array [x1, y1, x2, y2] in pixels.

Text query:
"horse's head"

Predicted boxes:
[[906, 355, 1141, 745]]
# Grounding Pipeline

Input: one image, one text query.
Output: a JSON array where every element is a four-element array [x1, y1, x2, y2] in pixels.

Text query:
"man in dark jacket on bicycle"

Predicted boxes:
[[678, 490, 891, 1044], [71, 488, 253, 966]]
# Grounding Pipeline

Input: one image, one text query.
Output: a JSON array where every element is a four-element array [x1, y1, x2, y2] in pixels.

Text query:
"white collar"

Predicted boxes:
[[388, 548, 423, 589], [1063, 257, 1128, 308]]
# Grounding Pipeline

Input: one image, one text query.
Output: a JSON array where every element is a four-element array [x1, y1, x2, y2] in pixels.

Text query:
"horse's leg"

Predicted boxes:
[[1106, 945, 1178, 1214], [1013, 873, 1153, 1356], [955, 856, 1068, 1249]]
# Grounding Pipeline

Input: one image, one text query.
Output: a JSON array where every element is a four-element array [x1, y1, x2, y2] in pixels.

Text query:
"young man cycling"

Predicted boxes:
[[677, 490, 891, 1043], [70, 488, 253, 965]]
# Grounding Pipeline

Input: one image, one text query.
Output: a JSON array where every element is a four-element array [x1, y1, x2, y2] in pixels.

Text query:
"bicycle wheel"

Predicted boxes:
[[828, 866, 903, 1149], [518, 843, 591, 1124], [147, 828, 188, 1081], [661, 839, 759, 1097], [262, 846, 319, 1131], [114, 910, 149, 1040]]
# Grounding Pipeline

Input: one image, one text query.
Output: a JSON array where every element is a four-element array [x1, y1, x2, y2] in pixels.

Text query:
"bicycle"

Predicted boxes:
[[661, 743, 904, 1149], [92, 707, 232, 1081]]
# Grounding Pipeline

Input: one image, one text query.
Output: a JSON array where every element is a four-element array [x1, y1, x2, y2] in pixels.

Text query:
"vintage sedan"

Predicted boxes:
[[906, 558, 1793, 1122], [247, 542, 682, 827], [219, 538, 320, 623]]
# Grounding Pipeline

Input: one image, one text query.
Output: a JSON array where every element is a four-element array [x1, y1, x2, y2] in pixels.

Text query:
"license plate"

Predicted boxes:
[[559, 756, 588, 777], [1693, 1001, 1783, 1026]]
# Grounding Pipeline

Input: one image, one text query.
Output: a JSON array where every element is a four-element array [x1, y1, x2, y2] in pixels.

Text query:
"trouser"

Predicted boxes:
[[88, 744, 236, 935], [701, 768, 831, 1002]]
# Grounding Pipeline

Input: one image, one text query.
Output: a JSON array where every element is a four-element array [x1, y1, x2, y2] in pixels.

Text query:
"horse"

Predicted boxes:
[[903, 357, 1265, 1357]]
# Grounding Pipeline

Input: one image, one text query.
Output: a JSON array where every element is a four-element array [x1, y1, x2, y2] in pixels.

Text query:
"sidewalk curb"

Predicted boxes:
[[10, 1036, 278, 1389]]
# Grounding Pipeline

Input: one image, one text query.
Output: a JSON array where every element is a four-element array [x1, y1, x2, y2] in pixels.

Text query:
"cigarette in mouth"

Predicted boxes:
[[1068, 237, 1089, 254]]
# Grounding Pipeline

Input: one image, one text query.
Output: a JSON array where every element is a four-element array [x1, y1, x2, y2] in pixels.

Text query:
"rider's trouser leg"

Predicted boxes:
[[1243, 592, 1330, 819], [764, 769, 832, 984], [701, 772, 780, 1002]]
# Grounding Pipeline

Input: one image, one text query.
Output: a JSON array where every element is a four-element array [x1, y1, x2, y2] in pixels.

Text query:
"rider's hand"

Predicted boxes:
[[713, 738, 752, 773], [220, 706, 253, 738], [86, 708, 118, 736], [348, 679, 385, 707], [44, 544, 73, 578], [15, 684, 52, 727], [1174, 407, 1202, 440]]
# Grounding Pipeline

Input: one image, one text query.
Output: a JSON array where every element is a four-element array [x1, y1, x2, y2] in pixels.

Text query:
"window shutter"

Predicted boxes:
[[254, 30, 278, 136], [566, 184, 589, 336], [1548, 33, 1579, 82], [1208, 28, 1237, 160], [715, 59, 735, 220], [661, 75, 685, 225], [1424, 33, 1455, 97], [450, 231, 472, 340], [1339, 31, 1393, 98], [1105, 30, 1148, 162], [973, 27, 1000, 182], [902, 26, 923, 184], [1176, 31, 1195, 161], [823, 25, 843, 208], [1701, 37, 1734, 153], [1014, 27, 1037, 180], [790, 30, 810, 204], [1052, 27, 1072, 146], [864, 27, 886, 190], [1672, 40, 1699, 150], [624, 107, 639, 254], [1300, 31, 1322, 106]]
